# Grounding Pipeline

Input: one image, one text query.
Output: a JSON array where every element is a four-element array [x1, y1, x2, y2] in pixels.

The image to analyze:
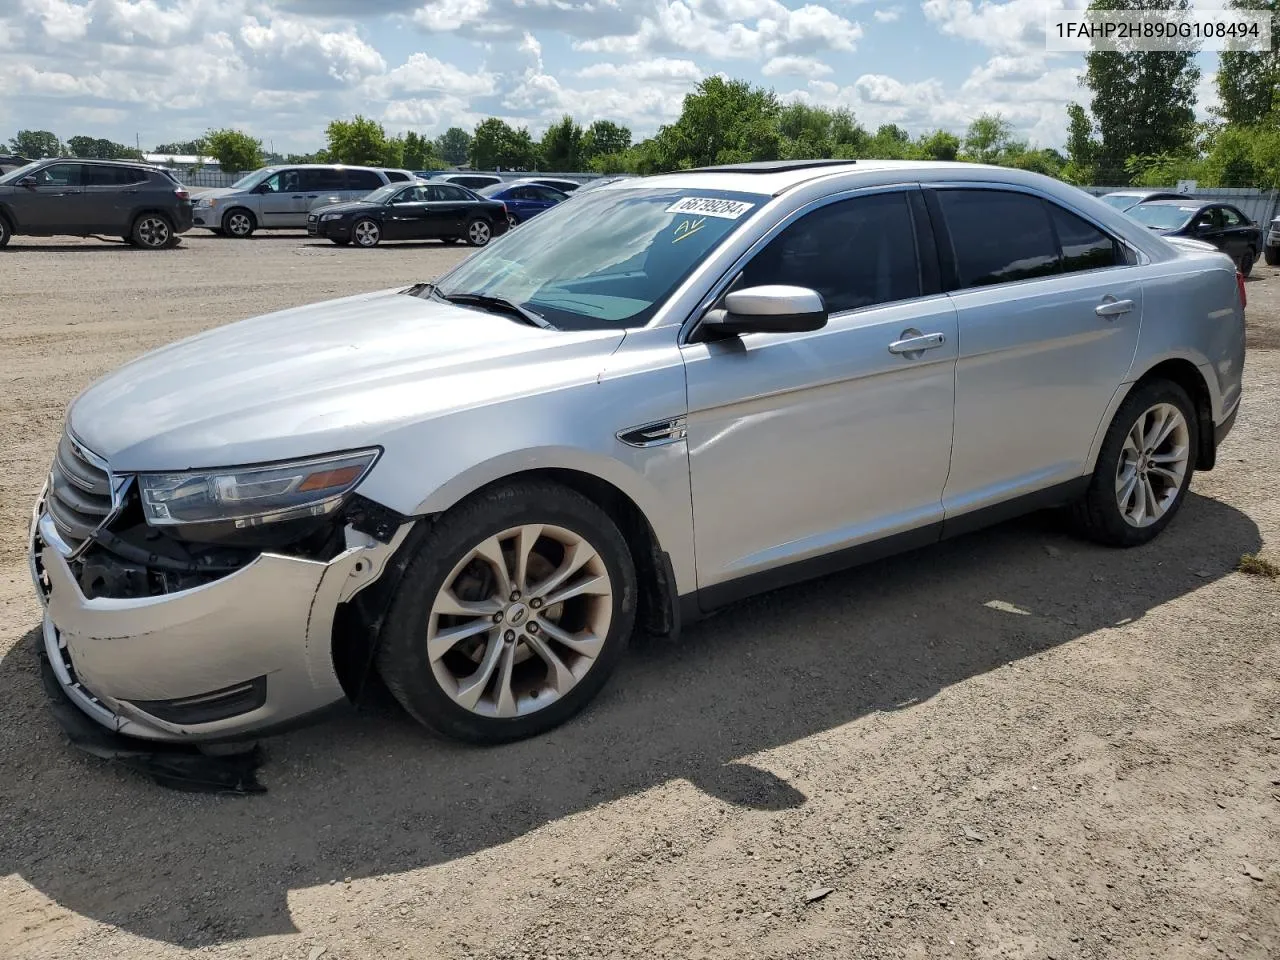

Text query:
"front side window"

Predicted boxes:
[[29, 163, 82, 187], [937, 189, 1060, 288], [393, 185, 429, 203], [261, 169, 301, 193], [738, 191, 921, 313], [435, 187, 764, 330], [1049, 204, 1121, 273]]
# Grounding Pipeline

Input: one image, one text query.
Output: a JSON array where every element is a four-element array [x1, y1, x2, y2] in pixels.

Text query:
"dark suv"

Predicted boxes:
[[0, 159, 193, 249]]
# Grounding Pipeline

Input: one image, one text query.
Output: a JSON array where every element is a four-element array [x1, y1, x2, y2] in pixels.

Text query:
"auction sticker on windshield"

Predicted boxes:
[[666, 197, 755, 219]]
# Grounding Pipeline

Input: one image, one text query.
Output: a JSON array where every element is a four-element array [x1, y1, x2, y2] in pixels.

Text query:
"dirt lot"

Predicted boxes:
[[0, 233, 1277, 960]]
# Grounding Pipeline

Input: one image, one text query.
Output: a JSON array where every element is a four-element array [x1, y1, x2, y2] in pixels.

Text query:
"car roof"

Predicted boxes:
[[1139, 199, 1211, 207], [35, 157, 163, 170]]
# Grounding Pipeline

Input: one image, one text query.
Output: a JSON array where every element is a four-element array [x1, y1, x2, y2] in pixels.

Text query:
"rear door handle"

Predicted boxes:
[[888, 332, 946, 355], [292, 194, 304, 199], [1095, 298, 1134, 319]]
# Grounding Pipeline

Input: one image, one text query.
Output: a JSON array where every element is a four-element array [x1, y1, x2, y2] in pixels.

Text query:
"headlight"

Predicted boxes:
[[320, 212, 344, 221], [138, 449, 379, 529], [196, 198, 216, 208]]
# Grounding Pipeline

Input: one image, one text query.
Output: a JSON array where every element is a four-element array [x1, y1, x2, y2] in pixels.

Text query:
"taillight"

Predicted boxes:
[[1237, 270, 1247, 310], [174, 187, 190, 201]]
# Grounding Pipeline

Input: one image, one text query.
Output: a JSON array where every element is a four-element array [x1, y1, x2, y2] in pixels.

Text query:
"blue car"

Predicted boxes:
[[478, 180, 569, 226]]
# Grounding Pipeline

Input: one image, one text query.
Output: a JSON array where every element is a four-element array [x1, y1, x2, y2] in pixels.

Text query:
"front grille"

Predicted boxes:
[[46, 432, 116, 553]]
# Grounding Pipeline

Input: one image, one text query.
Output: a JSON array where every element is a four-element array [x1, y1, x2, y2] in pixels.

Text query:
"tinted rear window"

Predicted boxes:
[[1049, 205, 1119, 273], [937, 189, 1060, 288], [346, 169, 384, 191], [82, 165, 150, 186]]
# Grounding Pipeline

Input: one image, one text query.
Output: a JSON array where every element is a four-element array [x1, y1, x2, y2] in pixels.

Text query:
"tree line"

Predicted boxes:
[[7, 0, 1277, 189]]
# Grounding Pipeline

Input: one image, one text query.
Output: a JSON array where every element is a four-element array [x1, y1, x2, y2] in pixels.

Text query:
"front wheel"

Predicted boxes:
[[1072, 379, 1198, 547], [0, 217, 10, 248], [330, 238, 351, 246], [376, 481, 637, 743], [465, 218, 492, 247], [1265, 246, 1279, 267], [222, 208, 256, 238], [352, 218, 381, 247], [1239, 250, 1254, 277], [131, 213, 177, 249]]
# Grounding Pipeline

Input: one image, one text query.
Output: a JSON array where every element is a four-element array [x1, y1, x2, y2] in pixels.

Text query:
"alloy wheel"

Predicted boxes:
[[426, 524, 614, 718], [468, 220, 491, 245], [227, 212, 252, 237], [135, 216, 170, 248], [507, 214, 518, 229], [354, 219, 380, 247], [1115, 402, 1190, 527]]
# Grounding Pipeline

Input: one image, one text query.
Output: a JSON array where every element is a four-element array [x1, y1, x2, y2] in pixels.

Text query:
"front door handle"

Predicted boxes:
[[291, 194, 304, 199], [888, 331, 946, 355], [1095, 298, 1134, 319]]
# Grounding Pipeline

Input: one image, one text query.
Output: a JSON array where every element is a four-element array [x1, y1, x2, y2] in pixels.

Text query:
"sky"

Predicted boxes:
[[0, 0, 1227, 156]]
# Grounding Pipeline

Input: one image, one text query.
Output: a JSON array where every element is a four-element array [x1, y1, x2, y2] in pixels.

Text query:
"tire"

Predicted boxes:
[[464, 217, 492, 247], [0, 216, 10, 248], [376, 480, 638, 744], [507, 213, 519, 229], [222, 208, 255, 238], [1239, 250, 1254, 277], [330, 238, 351, 246], [131, 213, 177, 249], [1265, 246, 1279, 267], [352, 218, 381, 248], [120, 234, 134, 245], [209, 227, 225, 236], [441, 236, 459, 245], [1071, 379, 1198, 547]]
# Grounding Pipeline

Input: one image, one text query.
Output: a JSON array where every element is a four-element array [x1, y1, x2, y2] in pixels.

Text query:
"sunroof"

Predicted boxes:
[[682, 159, 859, 174]]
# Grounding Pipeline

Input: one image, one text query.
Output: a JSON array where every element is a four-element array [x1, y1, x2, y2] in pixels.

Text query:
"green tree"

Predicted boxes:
[[917, 129, 961, 161], [8, 130, 63, 158], [325, 116, 391, 165], [656, 77, 782, 168], [541, 115, 583, 171], [435, 126, 472, 165], [1083, 0, 1201, 184], [581, 120, 632, 160], [401, 131, 439, 170], [1215, 0, 1280, 125], [202, 128, 263, 172], [153, 139, 206, 155], [963, 113, 1015, 163], [470, 118, 539, 170], [67, 136, 141, 160]]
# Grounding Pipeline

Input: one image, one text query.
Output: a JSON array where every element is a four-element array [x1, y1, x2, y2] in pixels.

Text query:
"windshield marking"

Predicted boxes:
[[672, 217, 706, 243], [665, 197, 754, 219]]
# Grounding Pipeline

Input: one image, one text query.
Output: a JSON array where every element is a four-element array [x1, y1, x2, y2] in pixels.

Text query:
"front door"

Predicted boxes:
[[8, 162, 84, 232], [256, 168, 303, 227], [927, 188, 1143, 518], [382, 185, 432, 240], [681, 189, 958, 593]]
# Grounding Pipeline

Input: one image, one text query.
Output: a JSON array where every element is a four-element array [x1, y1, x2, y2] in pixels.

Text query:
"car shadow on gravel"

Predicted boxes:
[[0, 491, 1260, 947]]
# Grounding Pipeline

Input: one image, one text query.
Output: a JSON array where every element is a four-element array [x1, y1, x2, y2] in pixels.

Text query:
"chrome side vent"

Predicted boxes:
[[617, 417, 688, 448], [45, 433, 122, 556]]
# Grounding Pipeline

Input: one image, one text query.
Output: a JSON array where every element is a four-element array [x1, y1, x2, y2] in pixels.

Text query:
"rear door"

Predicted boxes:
[[7, 162, 84, 232], [928, 187, 1143, 521], [81, 164, 150, 231], [429, 183, 473, 233], [1218, 205, 1254, 262], [344, 168, 384, 202]]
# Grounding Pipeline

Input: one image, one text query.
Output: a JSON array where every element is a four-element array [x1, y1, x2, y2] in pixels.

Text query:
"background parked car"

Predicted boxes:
[[525, 176, 583, 193], [307, 180, 508, 248], [478, 180, 568, 225], [1126, 199, 1262, 274], [1099, 189, 1188, 211], [1265, 214, 1279, 265], [0, 154, 32, 176], [192, 164, 406, 238], [431, 172, 504, 191], [0, 158, 191, 249]]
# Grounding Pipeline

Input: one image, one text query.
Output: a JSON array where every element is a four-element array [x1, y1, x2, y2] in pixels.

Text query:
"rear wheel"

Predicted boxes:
[[441, 236, 459, 245], [352, 218, 381, 247], [330, 238, 351, 246], [131, 213, 177, 249], [222, 208, 255, 238], [1265, 246, 1279, 267], [1239, 250, 1254, 277], [507, 213, 519, 229], [1072, 379, 1197, 547], [0, 216, 10, 248], [209, 227, 225, 236], [376, 480, 637, 743], [465, 218, 492, 247]]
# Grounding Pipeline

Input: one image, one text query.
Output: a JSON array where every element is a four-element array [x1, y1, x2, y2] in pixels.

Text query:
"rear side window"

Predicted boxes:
[[739, 191, 922, 314], [1220, 206, 1244, 226], [433, 184, 470, 201], [345, 169, 384, 191], [1048, 204, 1120, 273], [82, 165, 149, 186], [301, 168, 346, 191], [936, 189, 1060, 288], [383, 170, 410, 182], [455, 176, 498, 189]]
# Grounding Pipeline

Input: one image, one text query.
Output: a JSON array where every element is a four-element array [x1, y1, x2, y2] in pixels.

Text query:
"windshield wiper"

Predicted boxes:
[[439, 291, 555, 330]]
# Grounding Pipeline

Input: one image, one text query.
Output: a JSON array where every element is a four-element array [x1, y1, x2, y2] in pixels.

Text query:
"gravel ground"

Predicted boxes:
[[0, 233, 1277, 960]]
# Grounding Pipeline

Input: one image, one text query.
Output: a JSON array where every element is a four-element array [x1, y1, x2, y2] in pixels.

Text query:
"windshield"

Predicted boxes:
[[477, 183, 506, 197], [0, 160, 44, 184], [1100, 194, 1139, 210], [362, 184, 401, 204], [1127, 203, 1199, 230], [230, 168, 270, 190], [435, 187, 764, 330]]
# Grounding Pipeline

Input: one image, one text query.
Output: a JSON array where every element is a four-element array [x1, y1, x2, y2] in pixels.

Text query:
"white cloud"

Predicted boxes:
[[873, 7, 901, 22], [762, 55, 834, 78], [575, 57, 704, 84], [921, 0, 1052, 54], [239, 13, 386, 86], [364, 52, 498, 98], [22, 0, 91, 41]]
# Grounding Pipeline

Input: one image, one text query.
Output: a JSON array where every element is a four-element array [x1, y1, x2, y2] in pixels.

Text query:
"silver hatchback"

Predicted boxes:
[[192, 164, 412, 237], [31, 160, 1245, 750]]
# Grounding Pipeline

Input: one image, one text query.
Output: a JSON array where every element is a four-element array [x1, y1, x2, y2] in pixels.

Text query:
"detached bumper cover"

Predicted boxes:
[[30, 493, 412, 746]]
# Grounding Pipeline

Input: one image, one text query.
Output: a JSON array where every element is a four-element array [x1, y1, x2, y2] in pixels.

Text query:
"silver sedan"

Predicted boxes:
[[31, 159, 1245, 748]]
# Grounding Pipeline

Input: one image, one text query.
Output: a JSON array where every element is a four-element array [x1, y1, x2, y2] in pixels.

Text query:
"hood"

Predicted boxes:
[[70, 288, 626, 470], [192, 187, 236, 202]]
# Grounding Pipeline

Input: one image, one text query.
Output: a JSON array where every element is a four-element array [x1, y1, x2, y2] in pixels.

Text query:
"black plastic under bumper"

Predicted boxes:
[[38, 650, 266, 794]]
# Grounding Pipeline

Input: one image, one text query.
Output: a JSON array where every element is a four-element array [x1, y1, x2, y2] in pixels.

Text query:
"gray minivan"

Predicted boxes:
[[192, 164, 412, 237]]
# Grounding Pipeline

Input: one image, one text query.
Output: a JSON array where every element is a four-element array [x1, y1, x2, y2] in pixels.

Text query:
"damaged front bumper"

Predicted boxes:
[[30, 490, 412, 744]]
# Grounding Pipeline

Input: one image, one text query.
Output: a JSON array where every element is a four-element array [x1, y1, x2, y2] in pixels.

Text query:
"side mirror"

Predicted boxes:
[[697, 285, 828, 339], [17, 175, 37, 188], [255, 182, 271, 194]]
